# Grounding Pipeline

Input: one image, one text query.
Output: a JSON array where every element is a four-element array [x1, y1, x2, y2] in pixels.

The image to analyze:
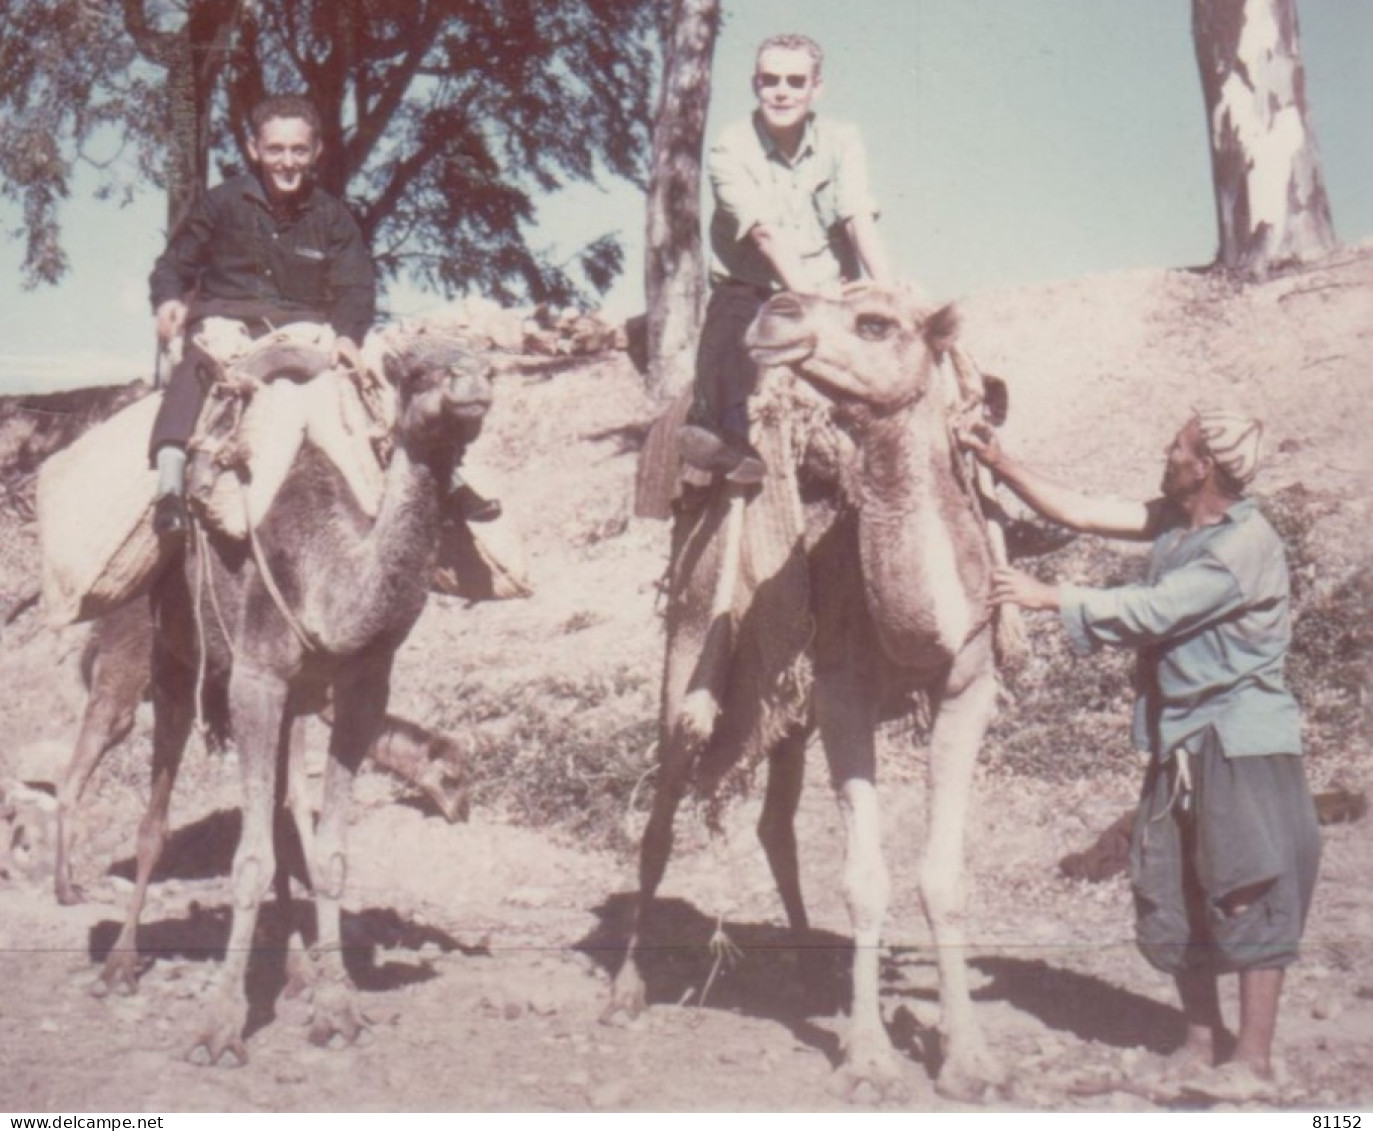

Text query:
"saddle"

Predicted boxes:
[[186, 319, 530, 601], [185, 319, 394, 540]]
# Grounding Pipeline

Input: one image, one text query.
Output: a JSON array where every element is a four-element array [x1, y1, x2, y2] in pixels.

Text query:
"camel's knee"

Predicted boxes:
[[842, 845, 890, 933], [317, 851, 347, 900], [919, 859, 965, 925], [230, 853, 273, 911], [133, 809, 170, 864]]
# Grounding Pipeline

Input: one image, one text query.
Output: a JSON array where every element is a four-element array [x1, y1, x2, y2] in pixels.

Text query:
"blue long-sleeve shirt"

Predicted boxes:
[[1059, 497, 1303, 760]]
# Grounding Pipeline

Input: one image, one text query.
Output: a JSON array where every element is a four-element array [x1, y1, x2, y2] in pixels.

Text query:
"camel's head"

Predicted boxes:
[[383, 330, 495, 448], [744, 285, 959, 413]]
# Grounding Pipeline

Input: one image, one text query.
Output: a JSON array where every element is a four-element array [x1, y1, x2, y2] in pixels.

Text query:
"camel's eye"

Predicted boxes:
[[855, 313, 897, 341]]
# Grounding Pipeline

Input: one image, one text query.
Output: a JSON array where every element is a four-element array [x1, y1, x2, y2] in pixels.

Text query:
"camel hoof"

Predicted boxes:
[[934, 1048, 1009, 1104], [307, 980, 369, 1049], [92, 952, 142, 998], [836, 1031, 910, 1105], [832, 1059, 911, 1106], [186, 990, 250, 1068], [55, 880, 86, 907], [186, 1034, 248, 1069], [602, 964, 647, 1024]]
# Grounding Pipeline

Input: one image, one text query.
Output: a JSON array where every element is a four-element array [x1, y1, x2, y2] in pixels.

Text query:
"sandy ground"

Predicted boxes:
[[0, 248, 1369, 1112]]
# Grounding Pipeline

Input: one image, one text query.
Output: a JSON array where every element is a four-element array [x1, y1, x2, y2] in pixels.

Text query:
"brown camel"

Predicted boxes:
[[609, 286, 1005, 1102], [53, 598, 469, 908], [99, 329, 492, 1065]]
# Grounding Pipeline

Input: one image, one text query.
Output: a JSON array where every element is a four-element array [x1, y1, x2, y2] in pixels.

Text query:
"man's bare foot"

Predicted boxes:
[[1178, 1059, 1280, 1105]]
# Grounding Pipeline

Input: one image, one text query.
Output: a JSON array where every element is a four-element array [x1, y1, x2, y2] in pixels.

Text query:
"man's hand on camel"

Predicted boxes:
[[991, 566, 1061, 612], [333, 335, 363, 373], [955, 416, 1005, 469], [155, 299, 188, 344]]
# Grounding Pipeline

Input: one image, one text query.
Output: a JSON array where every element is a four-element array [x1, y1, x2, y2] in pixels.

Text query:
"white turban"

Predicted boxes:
[[1194, 409, 1264, 489]]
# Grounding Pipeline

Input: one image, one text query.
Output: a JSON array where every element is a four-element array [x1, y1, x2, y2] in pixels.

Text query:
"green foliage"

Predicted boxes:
[[430, 664, 658, 851], [988, 533, 1144, 782], [1263, 484, 1371, 777], [0, 2, 147, 287], [0, 0, 660, 304]]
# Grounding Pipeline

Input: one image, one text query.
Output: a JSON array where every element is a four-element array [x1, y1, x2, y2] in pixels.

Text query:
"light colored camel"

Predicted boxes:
[[53, 598, 469, 909], [103, 330, 491, 1065], [610, 286, 1005, 1102]]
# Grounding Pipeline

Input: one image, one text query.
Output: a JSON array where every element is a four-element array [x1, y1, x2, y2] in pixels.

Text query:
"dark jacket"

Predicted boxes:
[[149, 173, 376, 343]]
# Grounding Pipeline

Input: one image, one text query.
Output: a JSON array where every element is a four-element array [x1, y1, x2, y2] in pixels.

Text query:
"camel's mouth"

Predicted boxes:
[[745, 292, 821, 368], [745, 336, 816, 368]]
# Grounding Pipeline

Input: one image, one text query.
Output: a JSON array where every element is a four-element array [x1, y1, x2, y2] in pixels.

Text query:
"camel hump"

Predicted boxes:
[[186, 322, 394, 542], [190, 367, 392, 541]]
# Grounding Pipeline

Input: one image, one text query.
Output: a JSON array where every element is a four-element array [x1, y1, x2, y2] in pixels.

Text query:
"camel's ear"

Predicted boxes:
[[983, 373, 1009, 426], [381, 348, 408, 387], [923, 303, 960, 355]]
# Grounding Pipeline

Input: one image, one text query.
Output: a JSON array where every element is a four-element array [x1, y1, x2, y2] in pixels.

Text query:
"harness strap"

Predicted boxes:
[[238, 476, 321, 654]]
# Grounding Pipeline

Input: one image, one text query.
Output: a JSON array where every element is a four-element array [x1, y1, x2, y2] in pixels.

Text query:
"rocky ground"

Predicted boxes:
[[0, 248, 1369, 1113]]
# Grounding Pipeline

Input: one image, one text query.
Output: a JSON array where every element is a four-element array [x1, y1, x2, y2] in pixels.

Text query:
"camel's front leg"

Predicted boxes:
[[187, 665, 285, 1067], [815, 672, 904, 1102], [605, 718, 696, 1020], [920, 637, 1004, 1102], [300, 662, 387, 1048]]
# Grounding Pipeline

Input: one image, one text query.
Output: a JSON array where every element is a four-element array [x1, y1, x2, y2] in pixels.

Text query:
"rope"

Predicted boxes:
[[190, 520, 219, 744], [237, 476, 320, 654], [947, 347, 1030, 669]]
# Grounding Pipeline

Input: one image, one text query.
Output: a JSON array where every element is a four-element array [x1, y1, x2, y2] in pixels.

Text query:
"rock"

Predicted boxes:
[[505, 885, 556, 908], [1312, 996, 1344, 1022]]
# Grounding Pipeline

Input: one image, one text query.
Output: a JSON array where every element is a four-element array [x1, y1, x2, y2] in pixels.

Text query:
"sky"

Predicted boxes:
[[2, 1, 1370, 393]]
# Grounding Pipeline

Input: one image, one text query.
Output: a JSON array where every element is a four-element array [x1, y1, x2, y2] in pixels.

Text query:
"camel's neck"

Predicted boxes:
[[311, 434, 449, 654], [852, 398, 993, 667]]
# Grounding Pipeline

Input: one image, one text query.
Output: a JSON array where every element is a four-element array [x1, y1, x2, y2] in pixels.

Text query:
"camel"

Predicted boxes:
[[609, 285, 1006, 1102], [99, 328, 492, 1065], [53, 598, 469, 908]]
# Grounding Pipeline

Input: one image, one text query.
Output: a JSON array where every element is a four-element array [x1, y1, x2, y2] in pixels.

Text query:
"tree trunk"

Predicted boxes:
[[1191, 0, 1337, 279], [643, 0, 719, 401], [122, 0, 242, 235]]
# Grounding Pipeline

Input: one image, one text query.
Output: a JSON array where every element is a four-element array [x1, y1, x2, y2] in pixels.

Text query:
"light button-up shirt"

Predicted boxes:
[[707, 112, 879, 293], [1060, 498, 1303, 760]]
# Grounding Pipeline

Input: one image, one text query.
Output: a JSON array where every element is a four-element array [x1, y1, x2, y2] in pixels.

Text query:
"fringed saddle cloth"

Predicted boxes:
[[188, 319, 531, 600]]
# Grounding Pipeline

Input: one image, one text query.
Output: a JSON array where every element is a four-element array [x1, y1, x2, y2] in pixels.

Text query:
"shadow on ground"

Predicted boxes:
[[582, 893, 1184, 1080], [87, 898, 488, 1037], [583, 891, 858, 1071]]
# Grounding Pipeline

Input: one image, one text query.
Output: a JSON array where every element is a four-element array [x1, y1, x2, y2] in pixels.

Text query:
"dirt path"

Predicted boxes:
[[2, 752, 1370, 1112]]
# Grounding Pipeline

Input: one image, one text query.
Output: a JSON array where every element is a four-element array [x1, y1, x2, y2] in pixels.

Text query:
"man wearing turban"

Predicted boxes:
[[958, 409, 1320, 1104]]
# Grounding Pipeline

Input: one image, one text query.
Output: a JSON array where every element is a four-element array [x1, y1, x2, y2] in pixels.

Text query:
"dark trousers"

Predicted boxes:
[[690, 282, 769, 439], [147, 319, 274, 464]]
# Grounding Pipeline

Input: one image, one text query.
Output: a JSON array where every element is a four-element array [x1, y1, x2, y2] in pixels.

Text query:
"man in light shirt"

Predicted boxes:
[[682, 33, 893, 483]]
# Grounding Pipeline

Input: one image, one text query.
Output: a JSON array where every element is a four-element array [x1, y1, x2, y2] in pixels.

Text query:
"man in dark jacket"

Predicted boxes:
[[147, 93, 375, 535]]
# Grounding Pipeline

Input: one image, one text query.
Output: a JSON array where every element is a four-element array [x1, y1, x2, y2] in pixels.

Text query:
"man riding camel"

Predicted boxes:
[[147, 93, 495, 537], [681, 33, 894, 482]]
